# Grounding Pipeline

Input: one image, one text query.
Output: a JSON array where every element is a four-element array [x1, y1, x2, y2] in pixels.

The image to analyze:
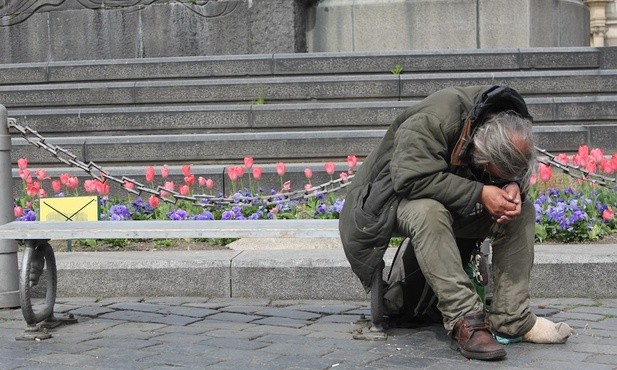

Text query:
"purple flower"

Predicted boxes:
[[193, 211, 214, 220], [109, 204, 131, 221], [167, 209, 188, 221], [17, 209, 36, 221], [221, 210, 235, 220]]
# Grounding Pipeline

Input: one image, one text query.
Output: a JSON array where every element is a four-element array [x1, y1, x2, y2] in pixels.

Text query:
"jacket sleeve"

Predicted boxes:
[[390, 112, 483, 216]]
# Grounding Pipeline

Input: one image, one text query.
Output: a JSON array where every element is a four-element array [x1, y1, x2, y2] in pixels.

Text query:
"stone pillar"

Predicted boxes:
[[606, 0, 617, 46], [307, 0, 589, 52], [585, 0, 611, 46]]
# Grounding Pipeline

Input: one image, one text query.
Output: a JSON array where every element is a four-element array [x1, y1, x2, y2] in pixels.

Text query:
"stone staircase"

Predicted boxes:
[[2, 47, 617, 195]]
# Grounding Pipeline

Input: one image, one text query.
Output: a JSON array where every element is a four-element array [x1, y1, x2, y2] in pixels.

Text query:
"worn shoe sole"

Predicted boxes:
[[451, 341, 507, 361]]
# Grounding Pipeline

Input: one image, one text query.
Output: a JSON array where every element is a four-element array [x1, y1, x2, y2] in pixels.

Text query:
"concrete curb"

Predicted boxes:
[[26, 243, 617, 301]]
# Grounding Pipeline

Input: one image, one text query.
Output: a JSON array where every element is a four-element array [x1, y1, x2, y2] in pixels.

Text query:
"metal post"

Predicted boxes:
[[0, 105, 19, 308]]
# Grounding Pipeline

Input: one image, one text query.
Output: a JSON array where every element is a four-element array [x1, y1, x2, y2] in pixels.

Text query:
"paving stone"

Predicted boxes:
[[258, 341, 335, 357], [145, 296, 209, 305], [204, 312, 261, 323], [252, 317, 310, 329], [568, 306, 617, 317], [314, 314, 362, 324], [203, 361, 281, 370], [200, 329, 264, 340], [182, 302, 229, 310], [98, 310, 201, 326], [281, 304, 364, 315], [140, 352, 221, 367], [186, 320, 258, 331], [106, 302, 167, 313], [592, 354, 617, 366], [252, 307, 322, 321], [82, 336, 161, 350], [266, 354, 341, 370], [219, 305, 271, 314], [207, 298, 272, 306], [69, 306, 115, 318], [203, 337, 270, 350], [573, 343, 617, 355], [23, 353, 98, 367], [155, 305, 219, 318]]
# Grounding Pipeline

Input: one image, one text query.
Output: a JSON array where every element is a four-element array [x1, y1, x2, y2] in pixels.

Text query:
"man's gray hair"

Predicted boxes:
[[471, 111, 536, 192]]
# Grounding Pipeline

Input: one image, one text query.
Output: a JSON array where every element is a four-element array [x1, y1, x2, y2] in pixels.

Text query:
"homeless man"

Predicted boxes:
[[339, 85, 572, 361]]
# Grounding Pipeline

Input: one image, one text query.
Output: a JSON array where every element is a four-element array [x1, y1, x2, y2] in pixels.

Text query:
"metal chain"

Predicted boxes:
[[7, 119, 352, 208], [8, 120, 615, 208], [535, 146, 617, 189]]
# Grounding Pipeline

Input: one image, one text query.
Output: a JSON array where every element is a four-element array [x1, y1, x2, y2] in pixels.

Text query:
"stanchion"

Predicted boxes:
[[0, 104, 20, 308]]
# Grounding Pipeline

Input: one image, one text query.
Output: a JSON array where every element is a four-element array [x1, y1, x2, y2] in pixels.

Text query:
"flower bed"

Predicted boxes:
[[12, 148, 617, 244]]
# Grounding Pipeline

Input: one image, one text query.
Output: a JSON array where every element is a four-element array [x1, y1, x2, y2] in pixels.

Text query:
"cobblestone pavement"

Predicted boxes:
[[1, 297, 616, 370]]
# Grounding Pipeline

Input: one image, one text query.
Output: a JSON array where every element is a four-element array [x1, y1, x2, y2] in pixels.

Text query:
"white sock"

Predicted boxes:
[[523, 317, 572, 344]]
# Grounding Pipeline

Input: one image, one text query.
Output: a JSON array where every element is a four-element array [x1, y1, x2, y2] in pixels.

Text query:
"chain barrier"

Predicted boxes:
[[8, 120, 616, 208], [535, 147, 617, 189], [7, 119, 352, 209]]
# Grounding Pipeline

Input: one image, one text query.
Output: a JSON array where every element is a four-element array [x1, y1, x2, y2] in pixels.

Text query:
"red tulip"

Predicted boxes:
[[26, 182, 40, 197], [35, 169, 50, 181], [585, 158, 597, 174], [555, 153, 569, 165], [17, 158, 28, 170], [347, 155, 358, 170], [253, 167, 262, 181], [538, 163, 552, 182], [84, 179, 97, 193], [149, 195, 160, 208], [18, 168, 31, 182], [205, 178, 214, 189], [227, 167, 239, 181], [590, 148, 604, 163], [324, 162, 335, 175], [276, 162, 286, 177], [14, 206, 23, 218], [145, 166, 155, 183], [603, 207, 615, 221], [184, 174, 195, 186], [244, 156, 254, 169], [181, 165, 192, 177], [161, 165, 170, 179], [179, 184, 190, 196], [51, 180, 62, 193], [96, 180, 109, 196]]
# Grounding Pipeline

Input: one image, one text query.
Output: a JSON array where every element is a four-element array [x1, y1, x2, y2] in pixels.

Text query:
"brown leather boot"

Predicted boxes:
[[452, 312, 506, 361]]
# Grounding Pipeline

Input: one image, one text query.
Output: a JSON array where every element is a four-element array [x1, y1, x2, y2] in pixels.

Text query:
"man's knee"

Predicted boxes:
[[397, 198, 453, 234]]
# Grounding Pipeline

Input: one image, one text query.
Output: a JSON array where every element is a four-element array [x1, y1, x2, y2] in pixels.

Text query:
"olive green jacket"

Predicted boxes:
[[339, 85, 491, 291]]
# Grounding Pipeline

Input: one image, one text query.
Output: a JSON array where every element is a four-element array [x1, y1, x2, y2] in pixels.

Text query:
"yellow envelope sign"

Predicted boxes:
[[39, 196, 100, 222]]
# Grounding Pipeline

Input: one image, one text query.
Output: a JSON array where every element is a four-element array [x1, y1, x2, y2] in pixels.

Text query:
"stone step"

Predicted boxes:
[[1, 70, 617, 108], [7, 96, 617, 136], [0, 47, 613, 85], [12, 124, 617, 172]]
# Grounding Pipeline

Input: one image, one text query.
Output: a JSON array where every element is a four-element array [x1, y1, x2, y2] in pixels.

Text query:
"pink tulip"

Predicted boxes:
[[340, 172, 349, 183], [603, 207, 614, 221], [205, 178, 214, 190], [18, 168, 31, 182], [276, 162, 286, 177], [164, 181, 175, 191], [161, 165, 170, 179], [14, 206, 23, 218], [60, 173, 70, 186], [304, 183, 313, 191], [324, 162, 335, 176], [149, 195, 160, 208], [38, 188, 47, 198], [124, 180, 135, 190], [585, 158, 597, 174], [538, 163, 552, 182], [184, 174, 195, 186], [96, 181, 109, 196], [612, 153, 617, 168], [572, 154, 585, 167], [17, 158, 28, 170], [26, 182, 39, 197], [529, 173, 537, 186], [51, 180, 62, 193], [181, 165, 192, 177], [66, 176, 79, 190], [198, 176, 207, 187], [347, 155, 358, 171], [244, 156, 254, 169], [600, 158, 616, 175], [227, 167, 239, 181], [304, 168, 313, 179], [84, 179, 97, 193], [555, 153, 569, 165], [253, 167, 262, 181], [236, 166, 245, 178], [590, 148, 604, 163], [34, 169, 50, 181], [145, 166, 155, 183], [179, 184, 190, 196], [578, 144, 589, 158], [282, 180, 291, 192]]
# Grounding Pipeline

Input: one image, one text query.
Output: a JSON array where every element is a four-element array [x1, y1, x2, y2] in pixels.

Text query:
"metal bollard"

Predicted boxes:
[[0, 105, 19, 308]]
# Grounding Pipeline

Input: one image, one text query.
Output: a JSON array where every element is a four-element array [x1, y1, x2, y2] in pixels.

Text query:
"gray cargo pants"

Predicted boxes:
[[395, 198, 537, 337]]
